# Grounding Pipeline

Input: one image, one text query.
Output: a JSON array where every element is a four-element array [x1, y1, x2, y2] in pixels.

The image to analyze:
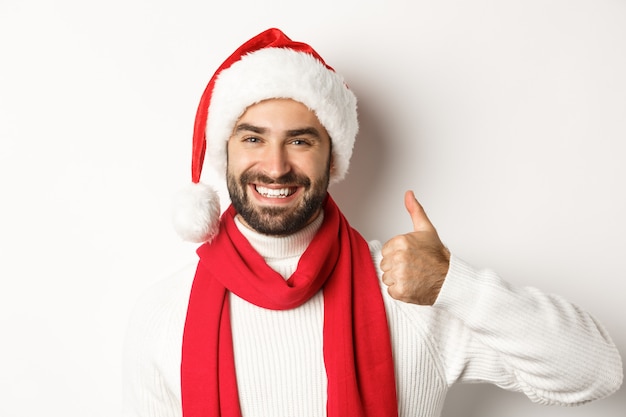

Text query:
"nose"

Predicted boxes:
[[261, 143, 291, 178]]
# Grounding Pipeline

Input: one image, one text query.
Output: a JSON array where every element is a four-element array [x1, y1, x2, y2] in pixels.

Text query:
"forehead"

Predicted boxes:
[[236, 99, 328, 133]]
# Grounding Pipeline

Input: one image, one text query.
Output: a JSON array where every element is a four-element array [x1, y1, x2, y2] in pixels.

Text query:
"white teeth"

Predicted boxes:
[[255, 186, 295, 198]]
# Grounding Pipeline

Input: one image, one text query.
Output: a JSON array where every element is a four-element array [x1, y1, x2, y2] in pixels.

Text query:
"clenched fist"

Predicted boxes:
[[380, 191, 450, 305]]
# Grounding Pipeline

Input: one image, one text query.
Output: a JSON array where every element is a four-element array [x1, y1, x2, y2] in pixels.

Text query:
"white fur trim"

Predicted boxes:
[[172, 182, 221, 243], [205, 47, 358, 184]]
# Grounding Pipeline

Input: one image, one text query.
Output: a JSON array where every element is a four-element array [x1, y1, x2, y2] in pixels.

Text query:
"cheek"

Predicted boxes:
[[227, 147, 253, 174], [293, 157, 323, 178], [310, 151, 333, 178]]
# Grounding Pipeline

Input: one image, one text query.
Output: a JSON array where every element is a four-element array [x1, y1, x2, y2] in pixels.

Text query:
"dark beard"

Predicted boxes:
[[227, 168, 330, 236]]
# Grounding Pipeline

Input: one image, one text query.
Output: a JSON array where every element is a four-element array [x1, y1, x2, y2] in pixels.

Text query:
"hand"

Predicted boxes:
[[380, 191, 450, 305]]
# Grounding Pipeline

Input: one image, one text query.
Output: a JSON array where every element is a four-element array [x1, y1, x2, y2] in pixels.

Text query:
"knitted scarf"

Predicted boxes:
[[181, 195, 398, 417]]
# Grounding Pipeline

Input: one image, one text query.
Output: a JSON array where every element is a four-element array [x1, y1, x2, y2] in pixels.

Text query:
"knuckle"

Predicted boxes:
[[379, 258, 388, 271], [394, 235, 411, 249]]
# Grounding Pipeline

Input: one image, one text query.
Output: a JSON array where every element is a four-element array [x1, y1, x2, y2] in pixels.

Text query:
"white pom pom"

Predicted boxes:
[[172, 182, 221, 243]]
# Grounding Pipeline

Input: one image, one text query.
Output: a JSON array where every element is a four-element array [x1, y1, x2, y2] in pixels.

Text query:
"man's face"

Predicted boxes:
[[226, 98, 333, 236]]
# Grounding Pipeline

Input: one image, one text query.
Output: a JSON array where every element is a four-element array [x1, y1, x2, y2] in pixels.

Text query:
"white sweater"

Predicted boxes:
[[122, 215, 622, 417]]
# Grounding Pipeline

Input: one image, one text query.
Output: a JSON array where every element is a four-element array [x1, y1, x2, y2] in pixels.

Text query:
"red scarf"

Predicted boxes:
[[181, 195, 398, 417]]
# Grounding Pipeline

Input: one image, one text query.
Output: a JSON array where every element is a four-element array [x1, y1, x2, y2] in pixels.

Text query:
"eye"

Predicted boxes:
[[243, 136, 262, 143], [290, 139, 311, 146]]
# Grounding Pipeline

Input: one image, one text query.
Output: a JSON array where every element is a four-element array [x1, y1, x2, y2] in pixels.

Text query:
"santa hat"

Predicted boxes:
[[172, 28, 358, 243]]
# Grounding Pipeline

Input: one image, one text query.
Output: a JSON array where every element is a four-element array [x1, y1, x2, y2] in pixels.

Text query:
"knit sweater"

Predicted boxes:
[[122, 214, 622, 417]]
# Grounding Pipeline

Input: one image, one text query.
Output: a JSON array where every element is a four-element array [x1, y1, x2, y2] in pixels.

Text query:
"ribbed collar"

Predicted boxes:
[[234, 212, 324, 261]]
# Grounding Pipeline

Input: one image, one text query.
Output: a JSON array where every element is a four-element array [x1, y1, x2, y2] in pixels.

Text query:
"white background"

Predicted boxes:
[[1, 0, 624, 416]]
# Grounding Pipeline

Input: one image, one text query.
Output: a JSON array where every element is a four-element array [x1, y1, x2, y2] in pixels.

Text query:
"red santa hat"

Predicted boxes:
[[172, 28, 358, 243]]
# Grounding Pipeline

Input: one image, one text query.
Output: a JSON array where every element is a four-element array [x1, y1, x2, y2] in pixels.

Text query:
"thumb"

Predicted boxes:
[[404, 190, 435, 232]]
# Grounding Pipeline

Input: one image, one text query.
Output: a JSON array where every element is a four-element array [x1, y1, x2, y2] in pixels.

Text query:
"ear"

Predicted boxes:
[[329, 152, 337, 176]]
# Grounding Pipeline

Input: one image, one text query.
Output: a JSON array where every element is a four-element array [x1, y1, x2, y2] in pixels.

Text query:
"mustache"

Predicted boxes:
[[239, 171, 312, 187]]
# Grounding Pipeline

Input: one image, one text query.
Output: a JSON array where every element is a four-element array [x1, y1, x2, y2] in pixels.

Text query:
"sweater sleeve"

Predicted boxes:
[[432, 254, 623, 406], [122, 264, 196, 417]]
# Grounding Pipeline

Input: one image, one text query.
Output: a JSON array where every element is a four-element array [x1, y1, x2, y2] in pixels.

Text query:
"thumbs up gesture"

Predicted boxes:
[[380, 191, 451, 305]]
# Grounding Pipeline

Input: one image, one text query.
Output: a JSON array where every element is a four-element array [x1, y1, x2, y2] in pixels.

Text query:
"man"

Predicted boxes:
[[123, 28, 622, 417]]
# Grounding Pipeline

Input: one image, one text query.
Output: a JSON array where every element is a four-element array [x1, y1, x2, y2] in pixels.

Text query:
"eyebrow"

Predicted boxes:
[[234, 123, 322, 139], [234, 123, 265, 134]]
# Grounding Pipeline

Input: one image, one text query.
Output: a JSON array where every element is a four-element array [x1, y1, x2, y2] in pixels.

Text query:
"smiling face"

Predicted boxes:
[[226, 99, 334, 236]]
